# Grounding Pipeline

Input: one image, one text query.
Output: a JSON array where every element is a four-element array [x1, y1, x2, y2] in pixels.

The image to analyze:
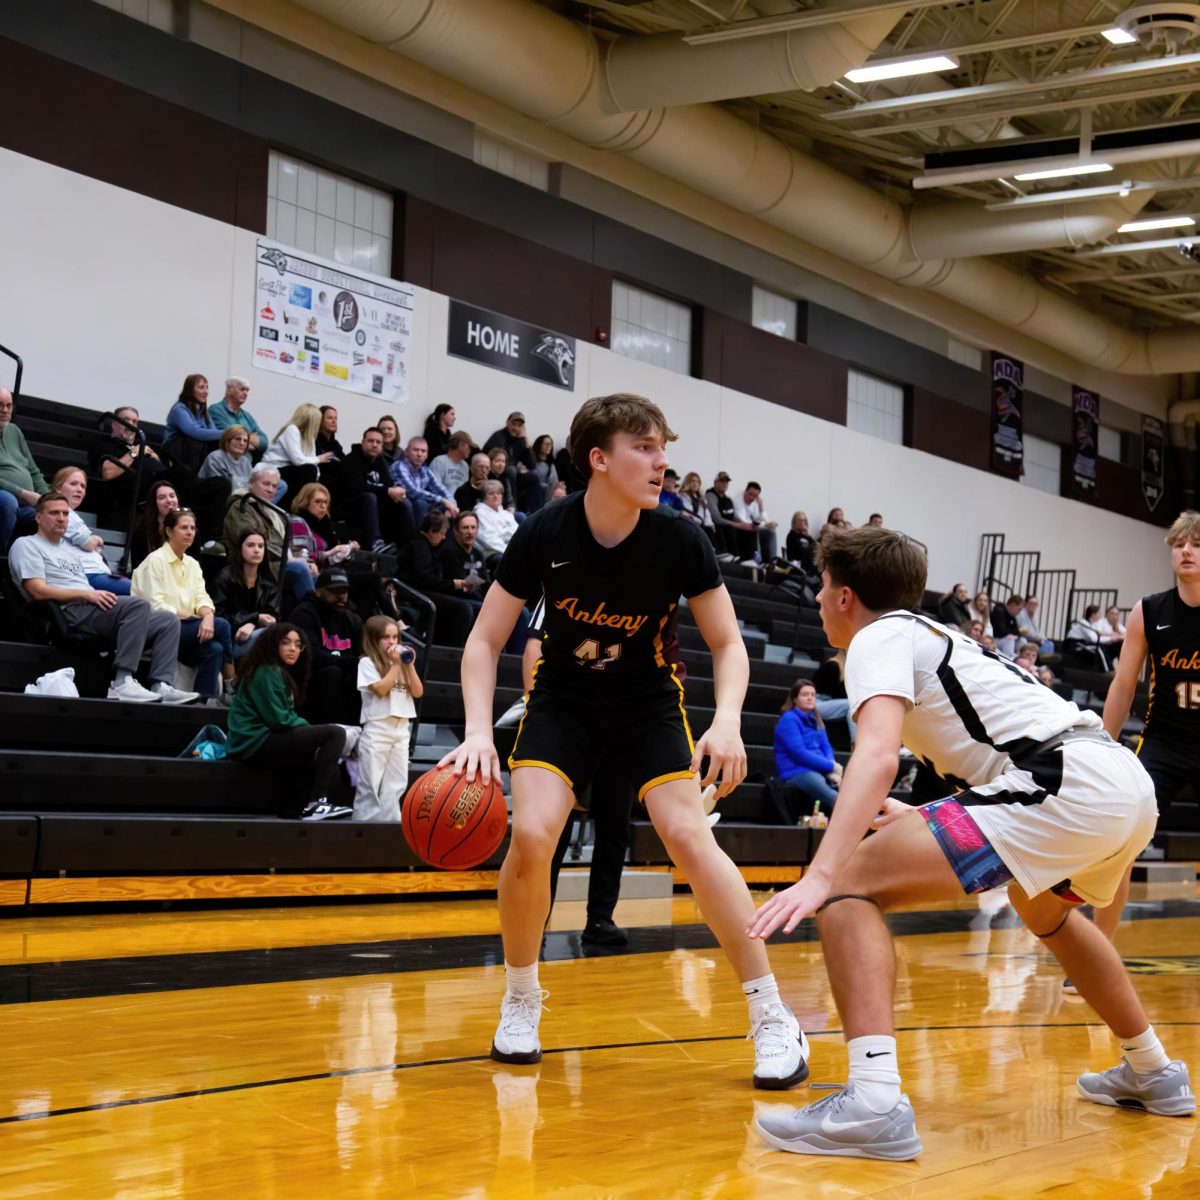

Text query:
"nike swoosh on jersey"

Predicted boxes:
[[551, 560, 571, 569]]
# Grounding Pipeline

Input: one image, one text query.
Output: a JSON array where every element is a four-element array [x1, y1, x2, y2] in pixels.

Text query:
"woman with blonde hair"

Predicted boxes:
[[51, 466, 130, 594], [678, 470, 715, 543], [262, 403, 332, 497]]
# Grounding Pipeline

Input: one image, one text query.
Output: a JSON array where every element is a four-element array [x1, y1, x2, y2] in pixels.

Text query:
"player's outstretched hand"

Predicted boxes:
[[871, 796, 918, 829], [692, 716, 747, 800], [747, 874, 831, 940], [438, 733, 501, 785]]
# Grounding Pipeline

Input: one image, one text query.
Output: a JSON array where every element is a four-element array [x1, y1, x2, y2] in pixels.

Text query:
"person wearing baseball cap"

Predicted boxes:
[[484, 412, 547, 512], [289, 564, 362, 724]]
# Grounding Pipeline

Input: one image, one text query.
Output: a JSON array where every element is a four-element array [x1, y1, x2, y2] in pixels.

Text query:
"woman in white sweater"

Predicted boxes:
[[474, 479, 519, 558], [262, 404, 331, 497]]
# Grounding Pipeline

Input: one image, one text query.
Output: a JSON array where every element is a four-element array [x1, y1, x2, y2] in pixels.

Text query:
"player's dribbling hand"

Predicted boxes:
[[871, 796, 917, 829], [439, 733, 501, 785], [746, 874, 831, 940], [692, 716, 747, 800]]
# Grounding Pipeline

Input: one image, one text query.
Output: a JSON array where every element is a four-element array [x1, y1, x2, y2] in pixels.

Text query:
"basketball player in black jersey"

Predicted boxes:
[[442, 393, 808, 1088], [1094, 510, 1200, 941]]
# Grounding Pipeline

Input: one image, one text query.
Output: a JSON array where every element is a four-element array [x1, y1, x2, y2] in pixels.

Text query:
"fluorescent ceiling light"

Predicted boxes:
[[1118, 215, 1196, 232], [1102, 28, 1138, 45], [1013, 162, 1113, 181], [845, 55, 958, 84]]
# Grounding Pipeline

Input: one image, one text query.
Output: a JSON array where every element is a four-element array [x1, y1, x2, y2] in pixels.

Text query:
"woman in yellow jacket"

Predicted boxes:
[[132, 507, 234, 704]]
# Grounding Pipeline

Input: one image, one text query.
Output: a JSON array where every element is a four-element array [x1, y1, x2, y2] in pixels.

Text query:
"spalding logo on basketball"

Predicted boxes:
[[402, 765, 508, 870]]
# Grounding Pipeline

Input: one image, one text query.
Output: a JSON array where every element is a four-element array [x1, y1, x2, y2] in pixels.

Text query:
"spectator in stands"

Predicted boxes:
[[1017, 593, 1054, 654], [422, 403, 456, 460], [390, 436, 458, 523], [773, 679, 841, 821], [440, 510, 489, 602], [262, 403, 332, 498], [454, 451, 493, 514], [485, 411, 541, 509], [51, 466, 129, 594], [475, 480, 521, 558], [938, 583, 972, 629], [223, 465, 316, 605], [866, 513, 884, 527], [315, 406, 344, 459], [819, 506, 847, 539], [554, 442, 586, 495], [705, 471, 754, 561], [429, 430, 474, 496], [811, 648, 857, 746], [658, 468, 684, 513], [678, 471, 715, 541], [991, 593, 1024, 658], [132, 506, 236, 704], [732, 480, 779, 563], [163, 374, 221, 473], [8, 492, 197, 703], [199, 424, 254, 493], [208, 377, 266, 453], [548, 479, 568, 503], [288, 566, 363, 724], [1015, 642, 1039, 673], [1097, 604, 1126, 660], [962, 618, 985, 642], [377, 414, 402, 467], [226, 622, 350, 821], [487, 446, 518, 512], [289, 482, 358, 569], [786, 512, 817, 575], [131, 480, 183, 568], [980, 632, 998, 654], [211, 528, 278, 660], [529, 436, 559, 512], [91, 406, 169, 492], [0, 386, 47, 551], [354, 614, 423, 821], [971, 590, 993, 637], [396, 511, 473, 646], [339, 426, 411, 554]]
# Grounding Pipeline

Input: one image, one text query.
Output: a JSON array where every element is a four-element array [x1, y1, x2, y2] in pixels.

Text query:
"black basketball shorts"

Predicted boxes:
[[509, 679, 696, 803], [1137, 737, 1200, 830]]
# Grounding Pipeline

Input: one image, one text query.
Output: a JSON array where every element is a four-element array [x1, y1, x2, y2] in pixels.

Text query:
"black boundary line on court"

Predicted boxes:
[[5, 1021, 1199, 1127], [2, 898, 1199, 1007]]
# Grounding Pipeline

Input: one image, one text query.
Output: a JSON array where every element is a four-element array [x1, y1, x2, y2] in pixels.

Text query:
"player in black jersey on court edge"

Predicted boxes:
[[1092, 510, 1200, 942], [441, 393, 809, 1088]]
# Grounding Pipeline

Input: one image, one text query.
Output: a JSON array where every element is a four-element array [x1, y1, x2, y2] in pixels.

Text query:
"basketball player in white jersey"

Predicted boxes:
[[749, 526, 1194, 1161]]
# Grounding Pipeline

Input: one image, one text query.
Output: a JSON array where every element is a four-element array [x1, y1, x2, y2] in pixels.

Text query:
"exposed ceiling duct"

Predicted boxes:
[[283, 0, 1200, 374]]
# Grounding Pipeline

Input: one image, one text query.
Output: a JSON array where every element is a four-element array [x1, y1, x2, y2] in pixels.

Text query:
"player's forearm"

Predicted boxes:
[[461, 631, 501, 737], [806, 751, 898, 882], [708, 640, 749, 722], [1101, 675, 1137, 740]]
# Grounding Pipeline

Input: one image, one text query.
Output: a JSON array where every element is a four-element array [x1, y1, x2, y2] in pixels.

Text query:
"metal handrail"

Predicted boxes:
[[0, 342, 23, 397], [384, 576, 437, 744]]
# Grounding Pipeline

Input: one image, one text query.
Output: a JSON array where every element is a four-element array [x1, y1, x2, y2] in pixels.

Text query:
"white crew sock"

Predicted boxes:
[[1121, 1025, 1171, 1076], [742, 973, 781, 1021], [505, 961, 540, 997], [848, 1035, 902, 1114]]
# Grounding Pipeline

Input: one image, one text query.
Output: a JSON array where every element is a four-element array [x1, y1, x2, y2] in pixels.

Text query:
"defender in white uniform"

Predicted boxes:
[[749, 527, 1193, 1162]]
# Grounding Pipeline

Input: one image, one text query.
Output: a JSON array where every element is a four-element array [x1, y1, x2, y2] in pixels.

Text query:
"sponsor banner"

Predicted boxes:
[[1070, 386, 1099, 498], [990, 352, 1024, 478], [254, 239, 414, 402], [447, 300, 576, 390], [1142, 415, 1166, 511]]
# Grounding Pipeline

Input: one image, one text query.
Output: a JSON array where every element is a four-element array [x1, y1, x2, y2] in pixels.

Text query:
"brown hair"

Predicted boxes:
[[1166, 510, 1200, 546], [780, 678, 822, 725], [35, 491, 67, 513], [816, 526, 927, 612], [292, 482, 331, 514], [447, 430, 474, 451], [177, 374, 209, 422], [219, 423, 250, 452], [568, 393, 677, 480]]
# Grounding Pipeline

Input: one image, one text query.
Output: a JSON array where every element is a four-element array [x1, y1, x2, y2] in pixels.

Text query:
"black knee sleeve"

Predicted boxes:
[[816, 892, 882, 915]]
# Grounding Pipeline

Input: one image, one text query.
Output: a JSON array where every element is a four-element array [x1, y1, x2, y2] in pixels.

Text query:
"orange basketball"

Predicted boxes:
[[402, 765, 509, 869]]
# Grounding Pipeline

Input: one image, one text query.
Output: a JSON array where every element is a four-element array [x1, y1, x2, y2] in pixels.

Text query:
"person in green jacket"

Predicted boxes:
[[0, 387, 48, 551], [227, 622, 352, 821]]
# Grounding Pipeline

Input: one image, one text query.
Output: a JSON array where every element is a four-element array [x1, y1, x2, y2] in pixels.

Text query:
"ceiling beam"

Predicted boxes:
[[875, 23, 1111, 63], [1074, 236, 1200, 259], [682, 0, 955, 43]]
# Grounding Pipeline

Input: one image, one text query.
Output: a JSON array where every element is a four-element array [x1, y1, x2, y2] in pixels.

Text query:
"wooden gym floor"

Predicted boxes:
[[0, 883, 1197, 1198]]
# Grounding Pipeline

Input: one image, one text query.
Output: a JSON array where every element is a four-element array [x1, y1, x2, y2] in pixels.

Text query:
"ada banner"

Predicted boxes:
[[1070, 386, 1099, 499], [448, 300, 576, 390], [254, 240, 414, 402], [1142, 415, 1166, 511], [990, 351, 1024, 478]]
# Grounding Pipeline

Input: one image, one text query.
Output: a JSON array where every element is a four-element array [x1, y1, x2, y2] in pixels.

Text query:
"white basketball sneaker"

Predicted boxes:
[[749, 1002, 810, 1090], [491, 989, 548, 1065]]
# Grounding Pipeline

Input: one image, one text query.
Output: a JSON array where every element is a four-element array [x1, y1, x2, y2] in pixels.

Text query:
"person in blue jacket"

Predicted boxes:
[[773, 678, 841, 821], [163, 373, 222, 473]]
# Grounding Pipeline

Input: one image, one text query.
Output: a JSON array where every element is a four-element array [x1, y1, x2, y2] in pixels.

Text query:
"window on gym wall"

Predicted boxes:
[[267, 151, 393, 277], [473, 131, 550, 191], [1021, 433, 1062, 495], [1098, 426, 1123, 462], [611, 281, 693, 376], [846, 369, 904, 444], [752, 285, 798, 340]]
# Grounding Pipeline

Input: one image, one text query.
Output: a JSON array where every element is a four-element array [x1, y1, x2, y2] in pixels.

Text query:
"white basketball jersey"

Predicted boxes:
[[844, 611, 1098, 789]]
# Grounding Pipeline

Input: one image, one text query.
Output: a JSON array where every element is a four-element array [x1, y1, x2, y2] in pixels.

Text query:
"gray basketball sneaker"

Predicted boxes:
[[755, 1083, 923, 1160], [1077, 1058, 1196, 1116]]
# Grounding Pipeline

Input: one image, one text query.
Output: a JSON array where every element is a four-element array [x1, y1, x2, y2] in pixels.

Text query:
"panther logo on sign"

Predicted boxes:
[[260, 248, 289, 276], [532, 333, 575, 388]]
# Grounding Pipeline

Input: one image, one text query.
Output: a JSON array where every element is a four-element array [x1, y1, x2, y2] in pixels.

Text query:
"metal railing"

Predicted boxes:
[[984, 549, 1041, 605], [1028, 568, 1076, 643], [0, 342, 23, 397], [977, 532, 1005, 594], [1067, 587, 1119, 637]]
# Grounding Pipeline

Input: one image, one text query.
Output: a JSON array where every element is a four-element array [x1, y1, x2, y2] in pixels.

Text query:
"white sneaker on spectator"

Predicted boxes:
[[152, 682, 201, 705], [301, 799, 353, 821], [107, 677, 162, 703], [339, 725, 361, 757]]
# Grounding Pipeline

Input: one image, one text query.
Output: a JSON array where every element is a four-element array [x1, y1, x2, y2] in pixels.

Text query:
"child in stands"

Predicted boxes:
[[355, 615, 423, 821]]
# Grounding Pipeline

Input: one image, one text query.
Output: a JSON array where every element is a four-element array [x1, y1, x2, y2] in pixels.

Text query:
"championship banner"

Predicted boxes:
[[1070, 386, 1099, 499], [253, 239, 414, 402], [990, 351, 1024, 478], [1142, 415, 1166, 512]]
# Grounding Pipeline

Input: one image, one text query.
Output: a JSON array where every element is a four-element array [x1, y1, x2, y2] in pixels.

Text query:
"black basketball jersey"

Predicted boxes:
[[1141, 587, 1200, 746], [494, 492, 720, 697]]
